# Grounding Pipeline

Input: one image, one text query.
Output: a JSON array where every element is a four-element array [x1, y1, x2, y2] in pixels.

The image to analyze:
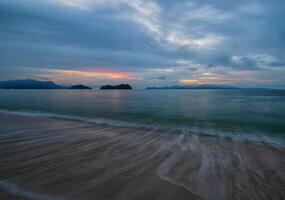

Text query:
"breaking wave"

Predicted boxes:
[[0, 109, 284, 147]]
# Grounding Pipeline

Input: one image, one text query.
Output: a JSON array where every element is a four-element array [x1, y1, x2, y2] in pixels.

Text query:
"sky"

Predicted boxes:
[[0, 0, 285, 88]]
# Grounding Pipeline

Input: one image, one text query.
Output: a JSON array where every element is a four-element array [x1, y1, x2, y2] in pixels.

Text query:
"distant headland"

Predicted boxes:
[[0, 79, 63, 89], [0, 79, 93, 89], [100, 84, 132, 90]]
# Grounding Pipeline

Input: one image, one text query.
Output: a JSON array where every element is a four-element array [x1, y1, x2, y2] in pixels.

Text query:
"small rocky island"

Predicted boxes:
[[69, 85, 92, 89], [100, 84, 132, 90]]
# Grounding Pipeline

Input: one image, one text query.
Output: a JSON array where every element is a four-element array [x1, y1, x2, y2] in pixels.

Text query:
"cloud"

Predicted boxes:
[[50, 0, 226, 50], [231, 53, 285, 70], [0, 0, 285, 88], [176, 3, 232, 24], [153, 76, 166, 80]]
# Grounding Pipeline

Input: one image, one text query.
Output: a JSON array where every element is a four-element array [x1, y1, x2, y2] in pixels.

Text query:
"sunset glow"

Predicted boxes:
[[58, 70, 131, 79], [179, 77, 233, 85]]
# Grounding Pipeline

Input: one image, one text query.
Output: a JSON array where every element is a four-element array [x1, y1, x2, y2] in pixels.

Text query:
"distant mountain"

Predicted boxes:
[[69, 84, 92, 89], [100, 84, 132, 90], [0, 79, 63, 89], [146, 85, 241, 90]]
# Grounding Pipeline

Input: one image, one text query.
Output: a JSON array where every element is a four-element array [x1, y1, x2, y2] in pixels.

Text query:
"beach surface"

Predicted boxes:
[[0, 112, 284, 200]]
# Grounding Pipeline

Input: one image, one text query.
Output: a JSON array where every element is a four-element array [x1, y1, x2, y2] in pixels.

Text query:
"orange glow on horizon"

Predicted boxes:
[[179, 79, 201, 84], [179, 77, 233, 85], [58, 69, 130, 79]]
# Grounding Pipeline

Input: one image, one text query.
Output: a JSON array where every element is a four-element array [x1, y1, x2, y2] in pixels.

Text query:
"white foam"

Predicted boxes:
[[0, 180, 63, 200], [0, 109, 284, 147]]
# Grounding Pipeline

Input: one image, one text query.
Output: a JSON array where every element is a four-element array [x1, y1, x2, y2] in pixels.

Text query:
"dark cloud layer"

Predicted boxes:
[[0, 0, 284, 88]]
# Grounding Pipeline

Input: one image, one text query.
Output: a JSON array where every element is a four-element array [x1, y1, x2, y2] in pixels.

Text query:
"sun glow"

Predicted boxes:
[[58, 69, 130, 79], [179, 76, 233, 85]]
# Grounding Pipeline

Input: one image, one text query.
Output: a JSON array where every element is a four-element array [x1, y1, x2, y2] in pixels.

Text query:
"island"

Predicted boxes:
[[69, 85, 92, 89], [0, 79, 63, 89], [100, 84, 132, 90]]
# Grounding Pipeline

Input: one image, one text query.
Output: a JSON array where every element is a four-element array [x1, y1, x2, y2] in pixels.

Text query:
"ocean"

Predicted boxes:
[[0, 89, 284, 199], [0, 89, 285, 145]]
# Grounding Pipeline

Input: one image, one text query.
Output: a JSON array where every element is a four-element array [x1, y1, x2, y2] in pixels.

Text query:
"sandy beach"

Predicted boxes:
[[0, 112, 284, 200]]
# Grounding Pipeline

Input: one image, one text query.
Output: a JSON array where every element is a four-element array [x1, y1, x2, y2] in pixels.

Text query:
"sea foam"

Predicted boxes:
[[0, 180, 63, 200]]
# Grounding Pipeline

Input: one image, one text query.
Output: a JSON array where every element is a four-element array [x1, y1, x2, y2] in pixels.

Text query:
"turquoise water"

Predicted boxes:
[[0, 89, 285, 139]]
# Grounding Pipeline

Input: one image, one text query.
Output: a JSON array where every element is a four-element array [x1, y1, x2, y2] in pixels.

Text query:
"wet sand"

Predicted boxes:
[[0, 113, 284, 200]]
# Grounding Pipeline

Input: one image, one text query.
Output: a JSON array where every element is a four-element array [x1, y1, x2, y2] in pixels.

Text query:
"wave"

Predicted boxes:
[[0, 180, 63, 200], [0, 109, 284, 147], [0, 109, 154, 129]]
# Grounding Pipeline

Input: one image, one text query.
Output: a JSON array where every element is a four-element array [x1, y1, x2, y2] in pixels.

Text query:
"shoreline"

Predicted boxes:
[[0, 109, 284, 148], [0, 112, 284, 200]]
